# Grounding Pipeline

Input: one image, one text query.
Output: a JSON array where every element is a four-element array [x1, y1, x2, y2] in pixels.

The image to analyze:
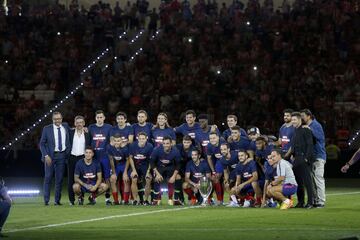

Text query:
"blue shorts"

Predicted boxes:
[[229, 169, 237, 182], [215, 161, 224, 174], [240, 183, 254, 195], [282, 183, 297, 196], [113, 162, 131, 177], [80, 184, 96, 193], [132, 165, 149, 183], [100, 157, 111, 180]]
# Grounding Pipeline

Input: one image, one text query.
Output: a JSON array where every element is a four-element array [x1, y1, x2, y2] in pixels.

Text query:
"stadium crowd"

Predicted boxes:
[[1, 0, 360, 150]]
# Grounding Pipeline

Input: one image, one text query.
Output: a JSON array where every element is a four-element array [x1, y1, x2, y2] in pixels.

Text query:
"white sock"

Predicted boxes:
[[283, 199, 290, 204], [230, 195, 238, 203]]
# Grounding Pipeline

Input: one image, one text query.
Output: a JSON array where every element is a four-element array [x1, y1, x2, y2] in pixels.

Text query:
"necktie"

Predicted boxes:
[[58, 127, 63, 151]]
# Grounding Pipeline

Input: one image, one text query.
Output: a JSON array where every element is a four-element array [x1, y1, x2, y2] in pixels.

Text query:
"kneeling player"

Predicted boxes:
[[73, 147, 109, 205], [151, 136, 182, 205], [107, 134, 130, 205], [228, 149, 262, 207], [267, 149, 298, 210], [218, 143, 239, 193], [183, 148, 211, 205]]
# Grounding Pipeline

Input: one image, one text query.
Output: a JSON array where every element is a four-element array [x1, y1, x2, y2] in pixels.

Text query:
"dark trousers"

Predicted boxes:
[[293, 161, 314, 205], [68, 154, 84, 203], [0, 201, 11, 231], [44, 152, 66, 204]]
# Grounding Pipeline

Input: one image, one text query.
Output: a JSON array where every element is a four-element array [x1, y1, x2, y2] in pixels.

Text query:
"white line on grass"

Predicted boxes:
[[4, 191, 360, 234], [327, 191, 360, 196], [4, 207, 198, 233]]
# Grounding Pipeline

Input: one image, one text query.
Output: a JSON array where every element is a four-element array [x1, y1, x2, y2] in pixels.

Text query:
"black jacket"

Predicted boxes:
[[69, 129, 91, 152], [291, 126, 314, 165]]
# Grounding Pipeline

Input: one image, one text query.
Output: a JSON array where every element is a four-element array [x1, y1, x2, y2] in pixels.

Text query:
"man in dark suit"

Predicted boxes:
[[39, 111, 70, 205], [68, 115, 91, 205], [289, 112, 315, 209]]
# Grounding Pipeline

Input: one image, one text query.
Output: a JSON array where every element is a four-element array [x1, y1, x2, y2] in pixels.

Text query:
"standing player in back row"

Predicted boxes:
[[151, 112, 176, 147], [109, 112, 134, 145], [132, 110, 154, 141], [174, 110, 201, 140], [88, 110, 113, 205], [222, 115, 247, 142]]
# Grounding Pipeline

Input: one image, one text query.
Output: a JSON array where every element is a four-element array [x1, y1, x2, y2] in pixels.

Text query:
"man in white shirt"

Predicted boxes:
[[39, 112, 70, 206], [68, 115, 90, 205], [267, 149, 298, 210]]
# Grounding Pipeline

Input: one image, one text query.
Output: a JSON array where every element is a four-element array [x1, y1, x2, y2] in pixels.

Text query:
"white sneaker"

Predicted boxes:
[[226, 201, 240, 207], [168, 199, 174, 206], [243, 200, 251, 208]]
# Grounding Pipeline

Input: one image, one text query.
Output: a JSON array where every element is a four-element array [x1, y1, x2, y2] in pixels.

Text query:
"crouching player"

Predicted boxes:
[[129, 132, 154, 205], [151, 136, 182, 205], [218, 143, 239, 195], [183, 148, 211, 205], [267, 149, 298, 210], [73, 147, 109, 205], [107, 134, 130, 205], [228, 149, 262, 207]]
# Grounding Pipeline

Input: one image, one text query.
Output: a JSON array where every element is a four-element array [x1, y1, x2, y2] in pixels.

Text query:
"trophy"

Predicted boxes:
[[199, 176, 212, 206]]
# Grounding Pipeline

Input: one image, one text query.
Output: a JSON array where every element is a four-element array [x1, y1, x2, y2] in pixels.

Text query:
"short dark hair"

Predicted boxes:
[[271, 148, 282, 156], [227, 115, 238, 121], [238, 149, 249, 156], [163, 136, 172, 142], [191, 147, 202, 156], [113, 133, 123, 139], [85, 146, 94, 152], [300, 109, 314, 119], [116, 111, 127, 119], [291, 111, 301, 119], [220, 143, 230, 149], [209, 132, 219, 137], [95, 110, 105, 116], [137, 131, 147, 137], [255, 136, 267, 142], [137, 110, 148, 117], [283, 109, 294, 115], [198, 114, 208, 120], [231, 126, 241, 132], [185, 110, 196, 117], [52, 111, 62, 117], [183, 135, 192, 141]]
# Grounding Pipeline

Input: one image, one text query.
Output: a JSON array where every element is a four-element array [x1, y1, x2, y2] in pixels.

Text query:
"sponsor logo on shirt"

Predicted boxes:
[[243, 172, 252, 178], [194, 172, 203, 178], [202, 140, 210, 147], [83, 173, 96, 179], [134, 154, 146, 160], [160, 159, 170, 164], [188, 132, 196, 139]]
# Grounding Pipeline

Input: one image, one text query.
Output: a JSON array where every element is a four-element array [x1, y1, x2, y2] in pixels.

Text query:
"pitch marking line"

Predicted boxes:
[[4, 206, 198, 233], [4, 191, 360, 233]]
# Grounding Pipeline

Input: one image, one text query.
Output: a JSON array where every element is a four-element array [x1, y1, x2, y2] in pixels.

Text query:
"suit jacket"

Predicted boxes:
[[39, 123, 71, 162], [291, 126, 315, 166], [69, 129, 91, 152]]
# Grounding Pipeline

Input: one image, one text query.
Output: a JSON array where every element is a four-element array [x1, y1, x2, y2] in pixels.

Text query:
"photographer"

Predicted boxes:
[[0, 177, 12, 237]]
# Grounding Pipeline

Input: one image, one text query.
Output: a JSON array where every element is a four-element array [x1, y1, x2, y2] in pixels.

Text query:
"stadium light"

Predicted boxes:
[[8, 189, 40, 197], [0, 29, 145, 150]]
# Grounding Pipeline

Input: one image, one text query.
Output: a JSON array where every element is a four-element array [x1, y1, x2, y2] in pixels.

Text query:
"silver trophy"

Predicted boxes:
[[199, 176, 212, 206]]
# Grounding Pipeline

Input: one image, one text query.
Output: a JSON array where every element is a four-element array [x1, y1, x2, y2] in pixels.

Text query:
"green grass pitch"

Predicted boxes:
[[2, 178, 360, 240]]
